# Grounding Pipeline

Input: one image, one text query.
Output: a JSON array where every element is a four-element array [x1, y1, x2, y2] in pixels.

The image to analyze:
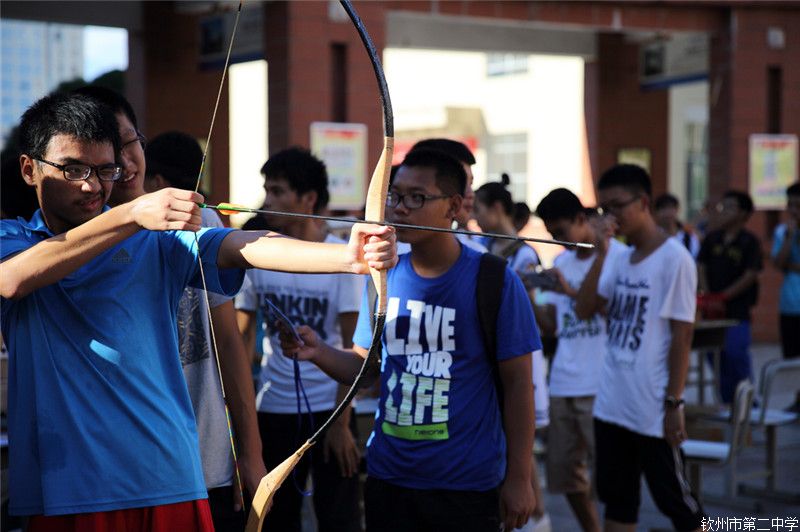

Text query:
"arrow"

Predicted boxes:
[[199, 202, 594, 250]]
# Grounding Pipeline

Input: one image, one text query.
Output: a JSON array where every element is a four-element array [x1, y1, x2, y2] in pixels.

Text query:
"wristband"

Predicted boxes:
[[664, 395, 685, 409]]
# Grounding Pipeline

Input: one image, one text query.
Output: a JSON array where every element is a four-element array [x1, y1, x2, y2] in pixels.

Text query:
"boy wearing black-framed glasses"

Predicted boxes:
[[279, 148, 540, 532], [1, 92, 396, 530]]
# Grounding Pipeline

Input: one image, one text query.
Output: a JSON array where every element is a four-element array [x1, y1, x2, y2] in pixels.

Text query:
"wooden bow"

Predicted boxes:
[[244, 1, 394, 530]]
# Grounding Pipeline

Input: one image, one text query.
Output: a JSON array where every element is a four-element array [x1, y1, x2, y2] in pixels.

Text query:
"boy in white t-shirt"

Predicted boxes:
[[575, 165, 703, 532], [534, 189, 627, 532], [235, 148, 362, 532]]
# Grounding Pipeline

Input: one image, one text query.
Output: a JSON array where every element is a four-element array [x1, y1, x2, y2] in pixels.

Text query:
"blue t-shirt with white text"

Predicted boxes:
[[353, 245, 540, 490]]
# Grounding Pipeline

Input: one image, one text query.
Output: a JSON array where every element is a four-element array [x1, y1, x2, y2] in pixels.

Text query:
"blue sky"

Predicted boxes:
[[83, 25, 128, 80]]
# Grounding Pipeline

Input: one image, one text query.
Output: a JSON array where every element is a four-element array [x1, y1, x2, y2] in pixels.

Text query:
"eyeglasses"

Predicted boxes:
[[121, 133, 146, 154], [599, 195, 640, 214], [386, 191, 450, 209], [36, 158, 123, 182], [715, 202, 738, 213]]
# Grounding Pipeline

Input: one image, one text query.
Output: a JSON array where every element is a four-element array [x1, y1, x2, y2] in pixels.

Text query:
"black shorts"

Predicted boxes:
[[364, 477, 500, 532], [594, 418, 703, 531], [780, 314, 800, 358]]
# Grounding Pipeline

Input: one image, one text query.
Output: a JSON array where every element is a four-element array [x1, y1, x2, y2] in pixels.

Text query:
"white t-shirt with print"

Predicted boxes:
[[545, 238, 628, 398], [457, 233, 488, 253], [181, 208, 234, 489], [235, 234, 363, 414], [493, 241, 547, 425], [593, 238, 696, 438], [672, 229, 700, 259]]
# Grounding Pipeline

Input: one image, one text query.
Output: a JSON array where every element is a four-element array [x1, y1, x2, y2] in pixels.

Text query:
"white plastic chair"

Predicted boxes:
[[737, 358, 800, 502], [683, 380, 754, 502]]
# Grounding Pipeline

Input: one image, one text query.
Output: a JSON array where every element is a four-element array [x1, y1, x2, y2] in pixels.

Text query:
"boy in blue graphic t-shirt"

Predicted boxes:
[[281, 148, 541, 532], [0, 92, 396, 529]]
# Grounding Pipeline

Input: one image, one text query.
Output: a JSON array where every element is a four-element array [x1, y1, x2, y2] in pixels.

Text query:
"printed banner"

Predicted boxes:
[[310, 122, 368, 210], [749, 134, 798, 210]]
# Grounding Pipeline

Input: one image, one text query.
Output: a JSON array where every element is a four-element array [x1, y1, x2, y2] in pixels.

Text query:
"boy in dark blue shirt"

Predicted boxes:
[[281, 149, 540, 532]]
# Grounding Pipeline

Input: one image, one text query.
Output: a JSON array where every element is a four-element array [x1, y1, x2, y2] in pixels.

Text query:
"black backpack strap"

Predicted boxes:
[[367, 277, 378, 330], [477, 253, 507, 411], [499, 239, 525, 261], [487, 237, 525, 262]]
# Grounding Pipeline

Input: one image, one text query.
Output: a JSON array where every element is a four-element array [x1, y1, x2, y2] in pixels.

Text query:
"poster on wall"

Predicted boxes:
[[617, 148, 651, 174], [749, 134, 798, 210], [310, 122, 367, 210]]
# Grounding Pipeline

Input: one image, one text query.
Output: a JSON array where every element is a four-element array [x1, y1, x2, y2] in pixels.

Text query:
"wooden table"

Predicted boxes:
[[690, 319, 739, 405]]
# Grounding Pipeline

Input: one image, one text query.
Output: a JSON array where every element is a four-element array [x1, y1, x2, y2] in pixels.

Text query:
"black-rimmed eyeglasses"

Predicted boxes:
[[36, 158, 123, 182], [599, 195, 640, 214], [386, 191, 450, 209], [121, 133, 147, 153]]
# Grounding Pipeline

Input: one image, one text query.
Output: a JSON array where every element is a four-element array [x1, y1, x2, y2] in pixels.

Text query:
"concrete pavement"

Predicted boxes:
[[541, 343, 800, 532]]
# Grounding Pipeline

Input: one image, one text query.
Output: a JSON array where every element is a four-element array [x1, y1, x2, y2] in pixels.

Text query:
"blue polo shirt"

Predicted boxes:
[[0, 210, 244, 516]]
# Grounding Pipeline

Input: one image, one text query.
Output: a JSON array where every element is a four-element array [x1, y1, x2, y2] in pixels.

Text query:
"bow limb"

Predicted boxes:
[[339, 0, 394, 389], [245, 2, 393, 530]]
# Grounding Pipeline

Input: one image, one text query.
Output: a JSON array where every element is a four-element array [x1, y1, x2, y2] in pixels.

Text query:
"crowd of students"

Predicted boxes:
[[2, 86, 798, 532]]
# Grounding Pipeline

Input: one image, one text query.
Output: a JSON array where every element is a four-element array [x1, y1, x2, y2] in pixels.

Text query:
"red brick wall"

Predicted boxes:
[[143, 2, 231, 206], [270, 1, 388, 179], [384, 0, 722, 31], [594, 33, 670, 196], [721, 6, 800, 342], [143, 1, 390, 204], [142, 1, 799, 342]]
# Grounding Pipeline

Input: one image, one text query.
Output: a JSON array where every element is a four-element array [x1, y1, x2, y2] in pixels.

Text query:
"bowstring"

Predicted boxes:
[[192, 0, 246, 509], [195, 0, 242, 195]]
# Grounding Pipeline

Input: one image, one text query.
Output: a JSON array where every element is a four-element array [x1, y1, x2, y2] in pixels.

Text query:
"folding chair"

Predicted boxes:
[[683, 380, 754, 504], [736, 358, 800, 502]]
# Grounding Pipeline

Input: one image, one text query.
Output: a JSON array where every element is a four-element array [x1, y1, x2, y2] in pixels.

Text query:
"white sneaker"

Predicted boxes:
[[512, 513, 551, 532], [532, 513, 551, 532]]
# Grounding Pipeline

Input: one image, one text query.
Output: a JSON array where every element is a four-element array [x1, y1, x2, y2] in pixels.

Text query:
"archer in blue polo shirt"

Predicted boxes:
[[1, 211, 240, 516], [0, 92, 396, 525]]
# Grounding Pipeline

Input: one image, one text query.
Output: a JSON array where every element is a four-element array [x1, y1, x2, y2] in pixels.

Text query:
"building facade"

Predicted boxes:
[[2, 0, 799, 342]]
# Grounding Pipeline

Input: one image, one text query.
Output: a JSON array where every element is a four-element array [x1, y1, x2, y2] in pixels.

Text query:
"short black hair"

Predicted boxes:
[[536, 188, 584, 222], [145, 131, 203, 191], [476, 173, 513, 215], [654, 193, 679, 211], [787, 182, 800, 198], [411, 138, 476, 166], [19, 92, 121, 160], [73, 85, 139, 131], [597, 164, 652, 199], [261, 147, 329, 213], [397, 148, 467, 197], [513, 201, 531, 228], [722, 189, 754, 214]]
